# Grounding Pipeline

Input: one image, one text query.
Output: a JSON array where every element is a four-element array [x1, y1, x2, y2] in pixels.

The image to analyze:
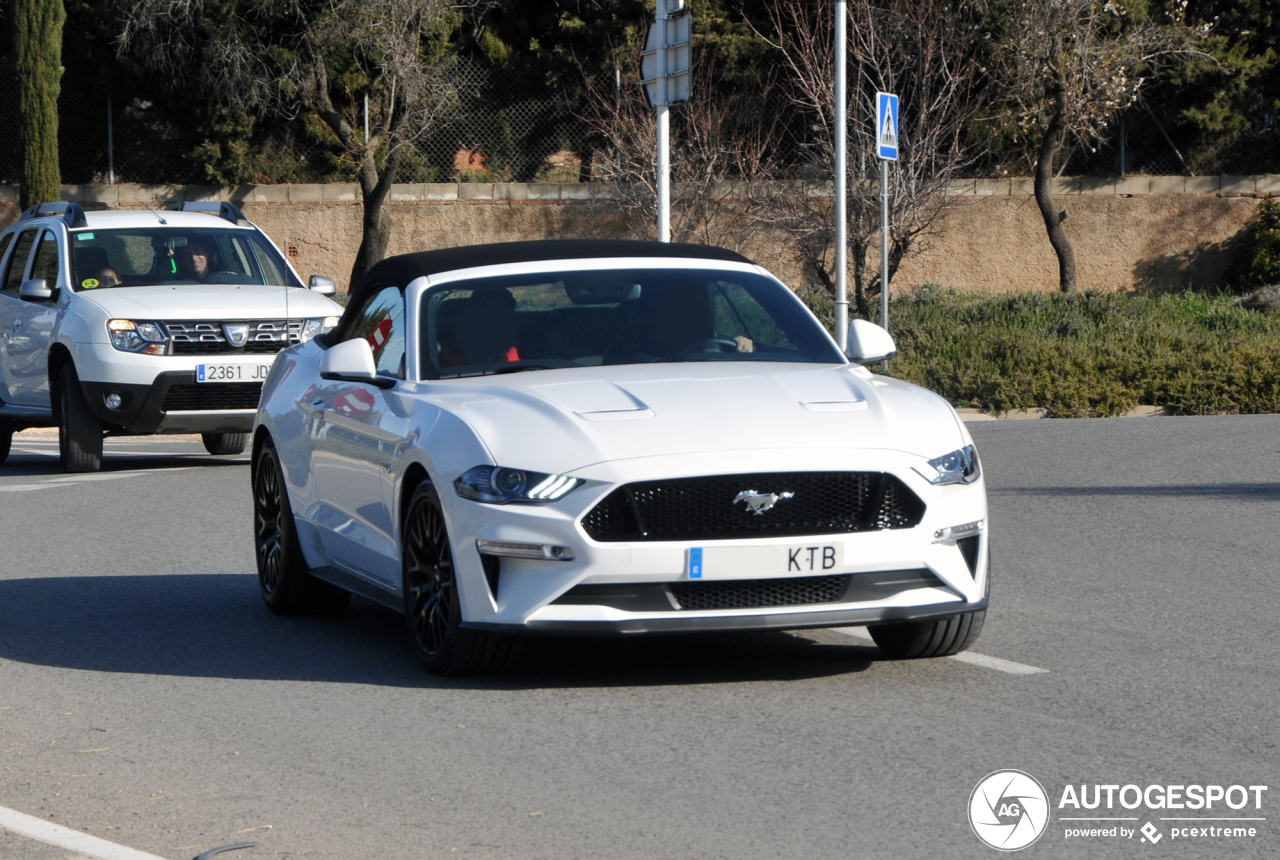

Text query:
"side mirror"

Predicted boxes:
[[846, 319, 896, 365], [309, 275, 337, 297], [319, 338, 394, 389], [19, 278, 54, 302]]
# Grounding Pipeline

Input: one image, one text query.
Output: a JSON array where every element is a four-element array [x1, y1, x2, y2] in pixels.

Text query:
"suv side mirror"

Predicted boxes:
[[309, 275, 337, 297], [19, 278, 54, 302], [845, 319, 896, 365], [319, 338, 394, 389]]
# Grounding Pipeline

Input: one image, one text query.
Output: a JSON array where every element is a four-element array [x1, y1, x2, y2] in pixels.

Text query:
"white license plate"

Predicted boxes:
[[687, 543, 844, 580], [196, 363, 271, 383]]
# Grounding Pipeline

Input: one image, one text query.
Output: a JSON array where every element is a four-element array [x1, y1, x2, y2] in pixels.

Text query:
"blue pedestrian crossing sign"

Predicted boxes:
[[876, 92, 899, 161]]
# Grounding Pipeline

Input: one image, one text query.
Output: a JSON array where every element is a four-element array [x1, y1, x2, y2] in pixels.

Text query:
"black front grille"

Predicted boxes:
[[162, 383, 262, 411], [581, 472, 925, 542], [670, 574, 852, 610]]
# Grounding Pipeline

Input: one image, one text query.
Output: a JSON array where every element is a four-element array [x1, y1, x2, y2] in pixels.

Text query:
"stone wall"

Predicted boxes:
[[1, 175, 1273, 295]]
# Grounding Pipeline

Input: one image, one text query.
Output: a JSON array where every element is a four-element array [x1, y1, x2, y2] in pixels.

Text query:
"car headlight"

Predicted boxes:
[[299, 316, 340, 343], [913, 444, 980, 485], [455, 465, 583, 504], [107, 319, 167, 355]]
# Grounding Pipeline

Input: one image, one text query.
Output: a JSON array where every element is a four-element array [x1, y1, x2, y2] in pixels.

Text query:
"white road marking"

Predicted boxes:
[[0, 805, 171, 860], [0, 468, 197, 493], [831, 626, 1048, 675]]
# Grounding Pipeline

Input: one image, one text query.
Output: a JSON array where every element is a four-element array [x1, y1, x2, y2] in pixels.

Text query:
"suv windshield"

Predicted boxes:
[[69, 227, 300, 291], [420, 267, 843, 379]]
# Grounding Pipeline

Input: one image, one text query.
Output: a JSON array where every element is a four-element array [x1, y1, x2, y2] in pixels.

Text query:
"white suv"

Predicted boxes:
[[0, 201, 343, 472]]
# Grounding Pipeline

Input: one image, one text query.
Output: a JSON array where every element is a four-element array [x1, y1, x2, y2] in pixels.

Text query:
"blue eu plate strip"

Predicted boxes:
[[196, 365, 206, 382], [689, 547, 703, 579]]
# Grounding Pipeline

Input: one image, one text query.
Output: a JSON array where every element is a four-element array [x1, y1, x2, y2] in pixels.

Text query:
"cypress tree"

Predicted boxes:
[[12, 0, 65, 208]]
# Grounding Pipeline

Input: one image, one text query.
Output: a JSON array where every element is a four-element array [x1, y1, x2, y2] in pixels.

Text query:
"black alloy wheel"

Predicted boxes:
[[402, 482, 519, 676], [58, 363, 103, 473], [252, 439, 350, 615]]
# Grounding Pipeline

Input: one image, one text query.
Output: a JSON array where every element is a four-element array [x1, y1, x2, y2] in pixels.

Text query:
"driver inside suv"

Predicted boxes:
[[176, 239, 218, 282]]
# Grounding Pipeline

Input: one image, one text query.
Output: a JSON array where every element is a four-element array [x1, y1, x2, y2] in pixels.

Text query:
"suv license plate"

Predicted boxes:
[[196, 363, 271, 383]]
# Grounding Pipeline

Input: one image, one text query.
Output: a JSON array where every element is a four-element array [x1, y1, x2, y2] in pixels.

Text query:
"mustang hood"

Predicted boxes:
[[76, 284, 334, 320], [418, 363, 965, 475]]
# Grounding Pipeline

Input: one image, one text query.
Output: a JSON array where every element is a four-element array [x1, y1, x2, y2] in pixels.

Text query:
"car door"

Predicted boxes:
[[0, 229, 40, 404], [7, 229, 63, 407], [308, 285, 410, 584]]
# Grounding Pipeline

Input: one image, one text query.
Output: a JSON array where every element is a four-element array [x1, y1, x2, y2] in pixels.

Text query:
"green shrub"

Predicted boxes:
[[1227, 198, 1280, 290], [871, 289, 1280, 417]]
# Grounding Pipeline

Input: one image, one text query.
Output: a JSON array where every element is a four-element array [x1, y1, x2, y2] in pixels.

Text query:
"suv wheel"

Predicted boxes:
[[203, 432, 248, 456], [0, 424, 12, 466], [252, 438, 350, 615], [402, 481, 520, 676], [58, 363, 103, 473]]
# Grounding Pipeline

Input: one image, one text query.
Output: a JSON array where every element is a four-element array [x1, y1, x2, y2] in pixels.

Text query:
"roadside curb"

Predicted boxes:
[[958, 405, 1167, 421]]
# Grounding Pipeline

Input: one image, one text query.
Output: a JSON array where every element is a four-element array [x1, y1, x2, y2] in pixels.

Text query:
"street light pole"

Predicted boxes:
[[834, 0, 848, 350], [655, 1, 671, 242]]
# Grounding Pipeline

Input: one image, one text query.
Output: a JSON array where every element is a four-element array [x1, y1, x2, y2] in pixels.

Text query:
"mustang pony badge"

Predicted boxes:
[[733, 489, 795, 515]]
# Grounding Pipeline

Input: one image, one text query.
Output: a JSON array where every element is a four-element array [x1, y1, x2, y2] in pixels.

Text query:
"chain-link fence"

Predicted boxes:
[[0, 60, 602, 187], [1055, 113, 1191, 178], [0, 70, 1262, 188]]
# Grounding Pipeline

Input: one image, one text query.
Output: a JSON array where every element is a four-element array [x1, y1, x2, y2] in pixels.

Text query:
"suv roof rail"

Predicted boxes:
[[165, 201, 249, 226], [20, 201, 89, 229]]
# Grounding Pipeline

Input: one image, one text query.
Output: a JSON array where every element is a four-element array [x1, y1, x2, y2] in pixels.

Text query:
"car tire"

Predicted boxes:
[[252, 439, 351, 616], [868, 609, 986, 659], [58, 363, 103, 473], [203, 432, 248, 456], [0, 425, 12, 466], [402, 481, 520, 676]]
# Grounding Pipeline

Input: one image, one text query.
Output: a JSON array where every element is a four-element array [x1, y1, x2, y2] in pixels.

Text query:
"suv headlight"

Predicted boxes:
[[107, 319, 167, 355], [455, 465, 583, 504], [914, 444, 980, 485], [299, 316, 340, 343]]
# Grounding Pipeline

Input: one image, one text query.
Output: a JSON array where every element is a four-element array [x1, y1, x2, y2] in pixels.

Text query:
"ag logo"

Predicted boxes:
[[969, 770, 1050, 851]]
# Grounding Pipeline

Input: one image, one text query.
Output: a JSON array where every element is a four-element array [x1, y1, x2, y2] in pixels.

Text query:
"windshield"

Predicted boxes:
[[68, 227, 301, 291], [419, 267, 843, 379]]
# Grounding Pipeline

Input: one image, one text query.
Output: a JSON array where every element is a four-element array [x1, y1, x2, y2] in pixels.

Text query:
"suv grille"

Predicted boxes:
[[162, 383, 262, 411], [670, 574, 852, 611], [166, 320, 301, 355], [581, 472, 925, 542]]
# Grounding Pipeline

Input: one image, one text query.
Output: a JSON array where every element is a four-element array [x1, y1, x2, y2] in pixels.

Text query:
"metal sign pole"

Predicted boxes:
[[655, 1, 671, 243], [834, 0, 848, 351], [107, 98, 115, 186], [874, 91, 898, 373], [880, 158, 889, 372]]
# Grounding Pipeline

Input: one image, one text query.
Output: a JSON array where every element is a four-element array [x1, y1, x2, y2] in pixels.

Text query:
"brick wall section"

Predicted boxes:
[[0, 177, 1273, 294]]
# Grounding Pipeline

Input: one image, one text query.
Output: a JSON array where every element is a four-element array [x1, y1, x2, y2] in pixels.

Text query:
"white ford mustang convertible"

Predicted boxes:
[[251, 240, 988, 675]]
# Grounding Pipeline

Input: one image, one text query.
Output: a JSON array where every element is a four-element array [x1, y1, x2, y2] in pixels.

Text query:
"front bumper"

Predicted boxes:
[[443, 447, 990, 635], [80, 371, 259, 435]]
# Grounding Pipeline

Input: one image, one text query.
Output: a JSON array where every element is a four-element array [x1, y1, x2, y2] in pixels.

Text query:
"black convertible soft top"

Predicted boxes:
[[335, 239, 753, 336]]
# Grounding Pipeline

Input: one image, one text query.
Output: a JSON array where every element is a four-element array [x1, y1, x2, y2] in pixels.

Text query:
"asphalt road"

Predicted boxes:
[[1, 417, 1277, 860]]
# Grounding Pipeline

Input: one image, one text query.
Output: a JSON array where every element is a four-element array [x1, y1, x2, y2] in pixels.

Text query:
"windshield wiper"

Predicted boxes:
[[492, 363, 553, 375]]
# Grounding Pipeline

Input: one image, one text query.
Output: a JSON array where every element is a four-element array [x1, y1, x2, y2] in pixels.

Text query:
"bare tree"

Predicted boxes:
[[577, 48, 790, 255], [755, 0, 991, 319], [988, 0, 1204, 291], [117, 0, 476, 286]]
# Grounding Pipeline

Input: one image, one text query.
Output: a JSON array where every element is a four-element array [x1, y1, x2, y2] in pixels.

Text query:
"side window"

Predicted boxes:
[[0, 234, 13, 277], [29, 230, 61, 286], [345, 286, 406, 378], [2, 230, 38, 293]]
